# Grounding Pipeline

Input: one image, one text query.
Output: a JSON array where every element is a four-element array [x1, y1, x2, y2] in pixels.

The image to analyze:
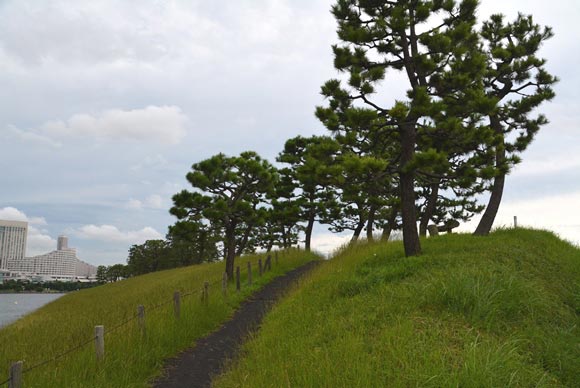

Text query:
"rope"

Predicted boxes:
[[148, 297, 177, 312], [181, 288, 200, 298], [105, 313, 139, 336], [2, 265, 273, 381], [22, 334, 96, 374]]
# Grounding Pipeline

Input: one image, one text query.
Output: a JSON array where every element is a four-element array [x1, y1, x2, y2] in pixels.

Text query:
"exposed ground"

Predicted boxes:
[[153, 260, 319, 388]]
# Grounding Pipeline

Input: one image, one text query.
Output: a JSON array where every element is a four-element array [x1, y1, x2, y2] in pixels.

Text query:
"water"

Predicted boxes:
[[0, 293, 65, 328]]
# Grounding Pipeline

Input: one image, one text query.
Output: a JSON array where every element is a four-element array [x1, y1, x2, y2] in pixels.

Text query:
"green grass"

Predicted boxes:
[[0, 249, 319, 387], [214, 229, 580, 387]]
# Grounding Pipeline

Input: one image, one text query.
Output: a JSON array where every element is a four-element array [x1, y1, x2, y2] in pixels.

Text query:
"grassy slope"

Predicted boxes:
[[214, 229, 580, 387], [0, 249, 319, 387]]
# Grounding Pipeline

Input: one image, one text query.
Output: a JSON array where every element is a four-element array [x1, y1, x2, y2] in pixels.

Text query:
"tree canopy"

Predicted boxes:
[[126, 1, 556, 278], [474, 13, 557, 235], [170, 151, 277, 278], [317, 0, 501, 256]]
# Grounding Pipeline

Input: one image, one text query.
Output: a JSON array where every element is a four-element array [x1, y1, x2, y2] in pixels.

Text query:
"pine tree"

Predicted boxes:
[[316, 81, 400, 242], [474, 13, 557, 235], [277, 136, 342, 250], [323, 0, 494, 255], [170, 152, 277, 279]]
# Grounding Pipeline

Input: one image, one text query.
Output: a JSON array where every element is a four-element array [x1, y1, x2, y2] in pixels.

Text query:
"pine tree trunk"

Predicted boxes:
[[381, 226, 392, 242], [351, 218, 365, 243], [366, 205, 376, 241], [400, 123, 421, 256], [281, 228, 288, 249], [419, 181, 440, 237], [235, 224, 253, 256], [305, 212, 315, 251], [198, 231, 206, 263], [225, 226, 236, 280], [474, 120, 506, 236], [381, 206, 398, 242]]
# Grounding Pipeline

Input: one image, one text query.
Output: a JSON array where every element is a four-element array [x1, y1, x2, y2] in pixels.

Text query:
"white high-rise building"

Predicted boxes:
[[0, 220, 28, 270], [57, 235, 68, 250], [18, 249, 77, 278], [7, 234, 97, 280]]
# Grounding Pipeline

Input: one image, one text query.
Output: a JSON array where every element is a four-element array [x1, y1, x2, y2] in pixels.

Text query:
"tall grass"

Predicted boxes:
[[0, 249, 319, 387], [214, 229, 580, 387]]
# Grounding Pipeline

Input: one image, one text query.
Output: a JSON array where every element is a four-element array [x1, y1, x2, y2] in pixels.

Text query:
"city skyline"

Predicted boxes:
[[1, 0, 578, 266], [0, 219, 98, 280]]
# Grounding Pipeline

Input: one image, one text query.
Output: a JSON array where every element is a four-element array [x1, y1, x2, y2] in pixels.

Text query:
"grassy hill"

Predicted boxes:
[[214, 229, 580, 387], [0, 249, 319, 387]]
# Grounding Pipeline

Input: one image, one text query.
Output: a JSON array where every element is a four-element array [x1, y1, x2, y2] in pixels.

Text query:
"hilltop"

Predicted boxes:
[[215, 229, 580, 387]]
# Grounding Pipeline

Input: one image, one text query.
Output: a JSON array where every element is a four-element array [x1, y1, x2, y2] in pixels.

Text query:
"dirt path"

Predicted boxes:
[[152, 260, 319, 388]]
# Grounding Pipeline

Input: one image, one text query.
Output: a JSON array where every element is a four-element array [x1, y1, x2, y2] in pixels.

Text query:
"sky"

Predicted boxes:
[[0, 0, 578, 266]]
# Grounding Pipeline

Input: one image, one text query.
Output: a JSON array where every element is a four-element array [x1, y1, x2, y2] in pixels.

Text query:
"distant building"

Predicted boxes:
[[17, 248, 77, 278], [0, 220, 28, 270], [75, 258, 98, 278], [57, 235, 68, 250], [0, 268, 9, 283], [6, 235, 98, 282]]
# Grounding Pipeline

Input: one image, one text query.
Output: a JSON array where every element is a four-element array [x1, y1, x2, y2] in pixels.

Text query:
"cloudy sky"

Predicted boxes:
[[1, 0, 578, 266]]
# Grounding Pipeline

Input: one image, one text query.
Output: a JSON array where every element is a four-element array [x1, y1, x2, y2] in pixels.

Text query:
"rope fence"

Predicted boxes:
[[1, 252, 280, 387]]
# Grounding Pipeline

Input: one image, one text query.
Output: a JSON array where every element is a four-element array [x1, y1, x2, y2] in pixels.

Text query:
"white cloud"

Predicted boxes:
[[125, 194, 166, 210], [0, 207, 29, 223], [5, 125, 62, 148], [512, 154, 580, 178], [145, 194, 164, 209], [0, 1, 334, 70], [0, 1, 222, 66], [0, 207, 46, 225], [129, 154, 169, 172], [35, 105, 188, 145], [74, 224, 163, 244], [26, 227, 58, 256], [126, 199, 144, 210]]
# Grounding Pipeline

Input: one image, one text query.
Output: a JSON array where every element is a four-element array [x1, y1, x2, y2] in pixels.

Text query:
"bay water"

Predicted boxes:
[[0, 293, 65, 328]]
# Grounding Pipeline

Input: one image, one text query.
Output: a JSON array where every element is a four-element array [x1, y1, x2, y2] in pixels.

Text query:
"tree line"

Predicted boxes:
[[0, 279, 101, 292], [126, 0, 556, 280]]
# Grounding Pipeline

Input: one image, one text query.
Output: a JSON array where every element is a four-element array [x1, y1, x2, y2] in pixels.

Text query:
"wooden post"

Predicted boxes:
[[137, 305, 146, 338], [95, 325, 105, 361], [173, 292, 181, 319], [275, 251, 278, 265], [258, 259, 263, 277], [222, 272, 228, 298], [9, 361, 22, 388], [247, 262, 253, 286], [514, 216, 518, 228], [203, 281, 209, 305], [236, 266, 240, 292]]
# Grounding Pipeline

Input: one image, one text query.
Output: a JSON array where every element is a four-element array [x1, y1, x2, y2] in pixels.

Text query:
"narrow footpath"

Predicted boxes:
[[153, 260, 319, 388]]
